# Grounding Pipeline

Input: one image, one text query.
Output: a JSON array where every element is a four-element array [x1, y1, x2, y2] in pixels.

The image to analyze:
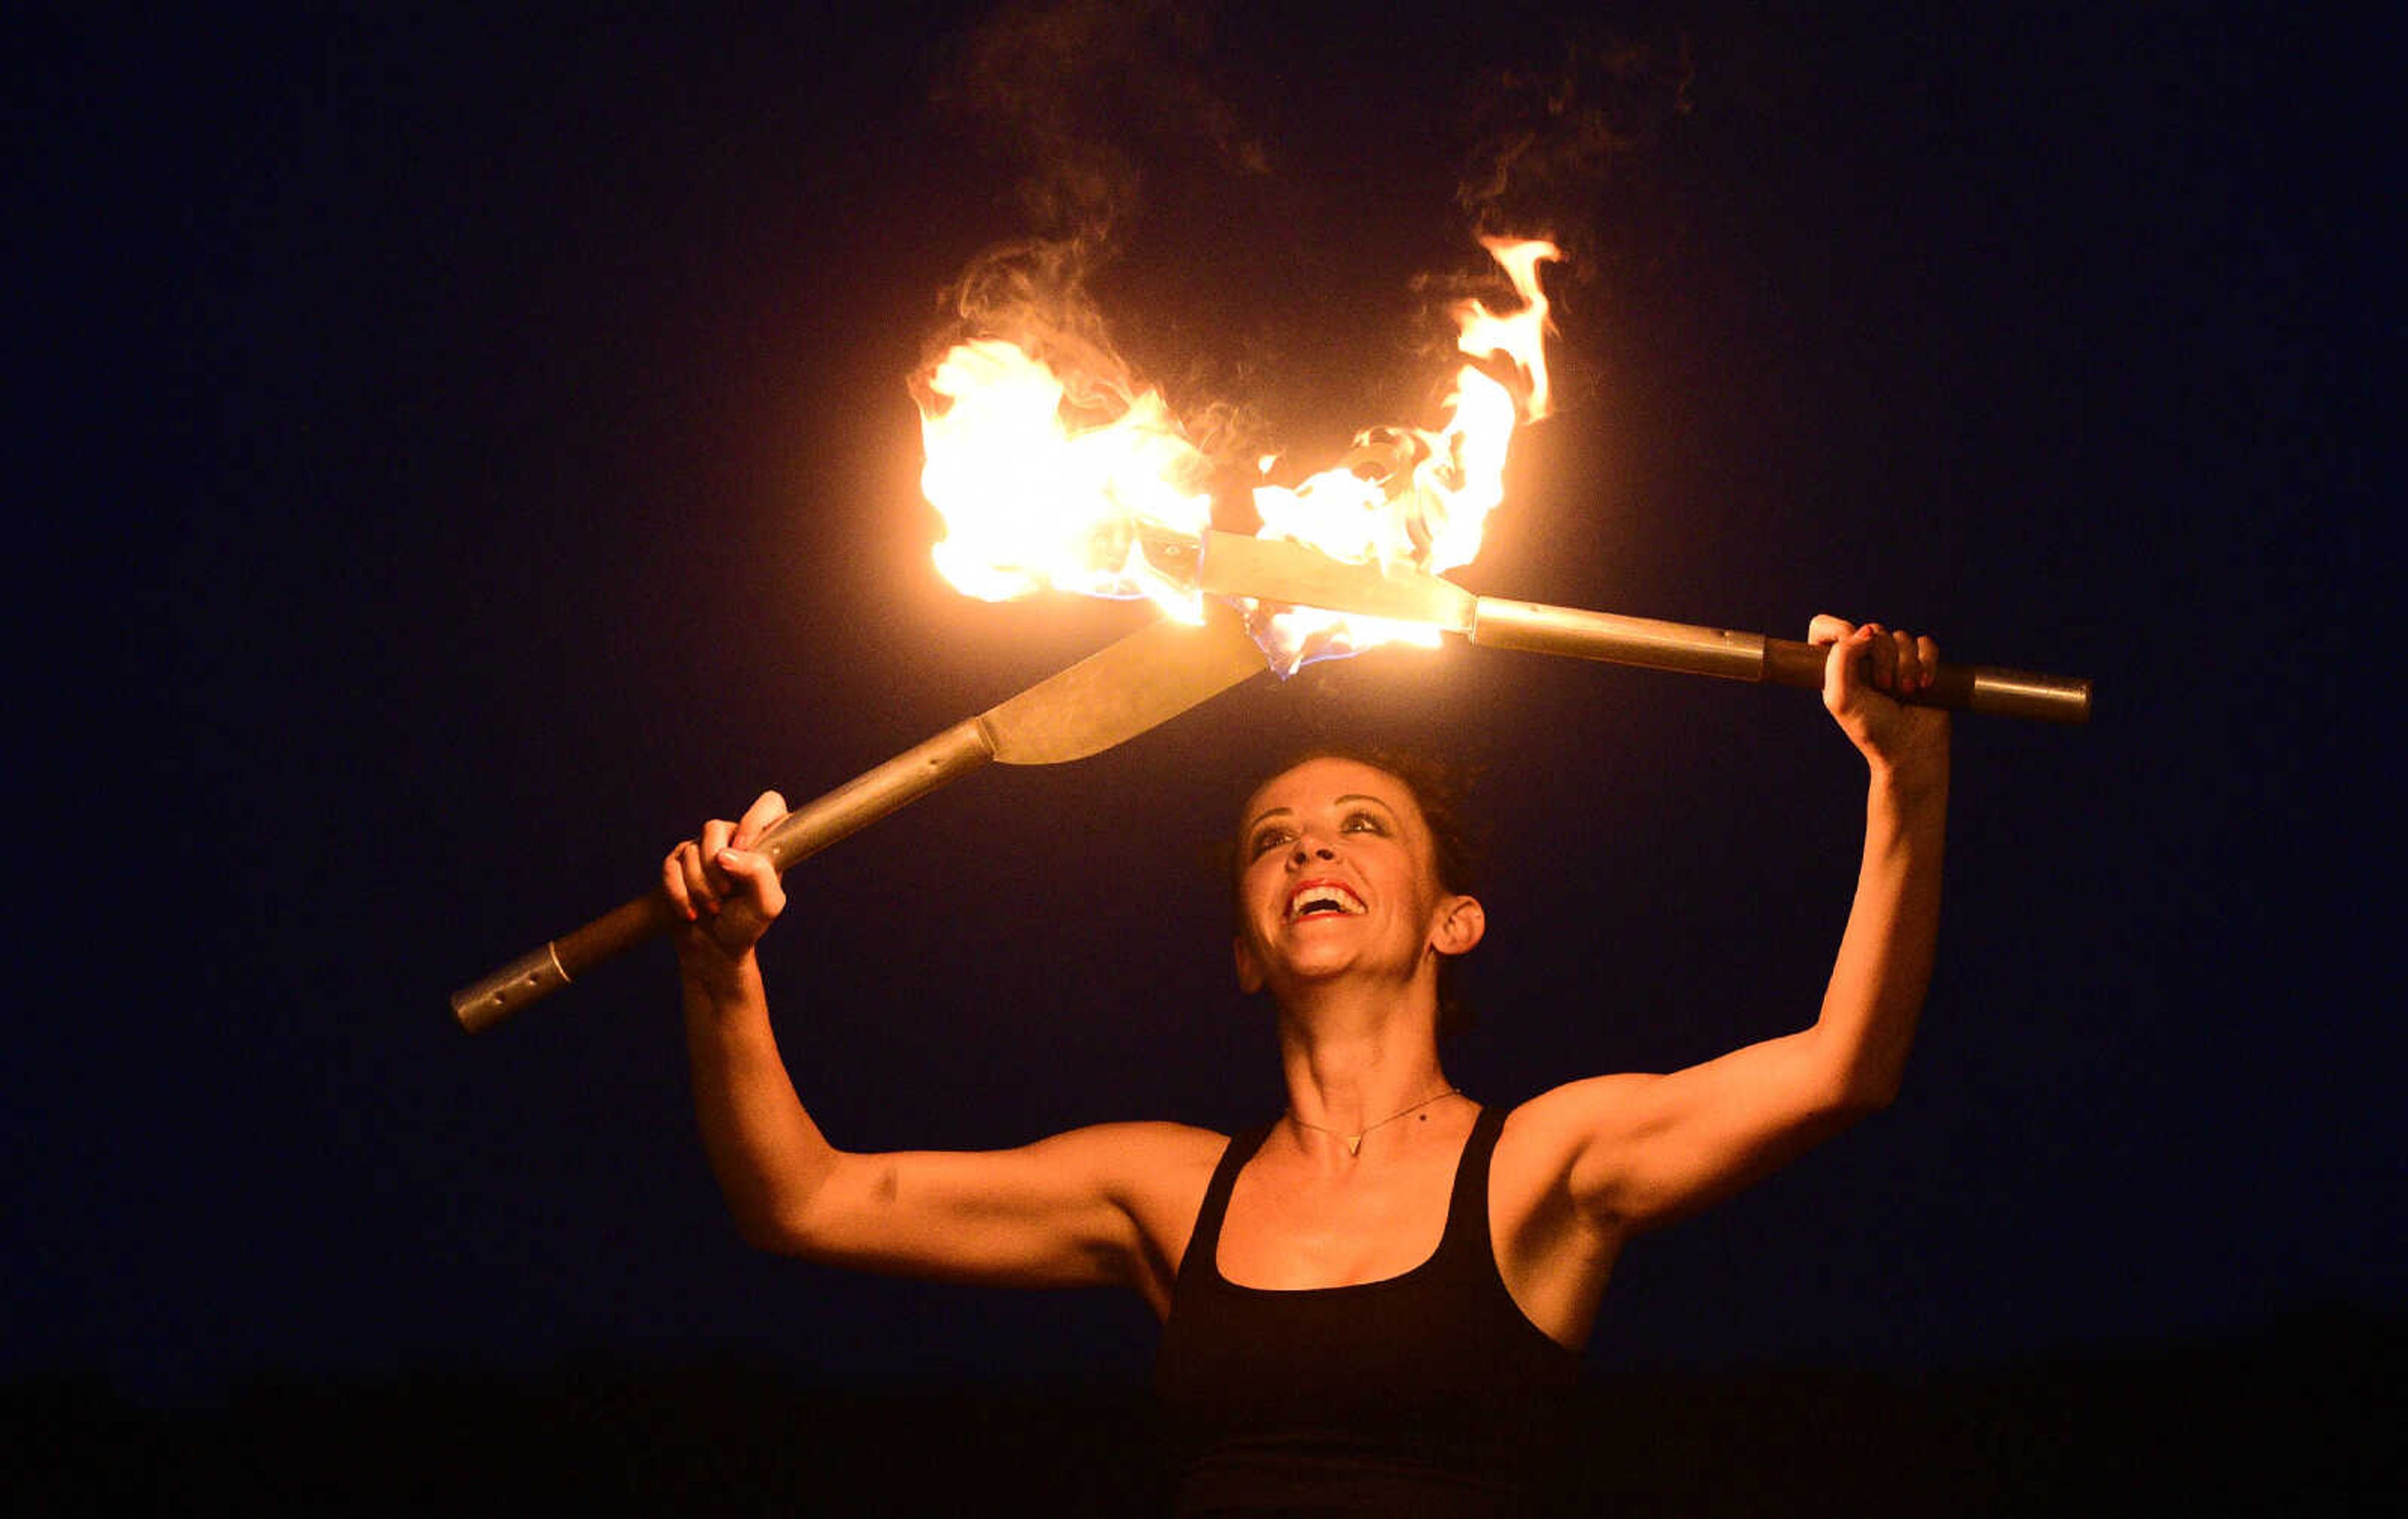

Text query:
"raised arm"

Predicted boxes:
[[1517, 618, 1951, 1235], [670, 793, 1219, 1313]]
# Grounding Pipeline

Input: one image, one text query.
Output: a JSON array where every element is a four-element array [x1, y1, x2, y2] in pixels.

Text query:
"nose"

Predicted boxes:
[[1289, 834, 1338, 865]]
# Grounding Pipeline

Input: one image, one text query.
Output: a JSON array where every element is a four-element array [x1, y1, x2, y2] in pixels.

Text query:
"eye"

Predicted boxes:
[[1249, 825, 1295, 857], [1342, 810, 1387, 835]]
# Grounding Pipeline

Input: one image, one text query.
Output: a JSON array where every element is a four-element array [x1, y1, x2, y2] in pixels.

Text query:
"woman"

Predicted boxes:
[[666, 617, 1951, 1513]]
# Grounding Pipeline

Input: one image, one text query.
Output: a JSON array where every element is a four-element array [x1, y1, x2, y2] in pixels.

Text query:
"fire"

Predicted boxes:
[[916, 339, 1214, 621], [914, 237, 1560, 669], [1246, 236, 1556, 668]]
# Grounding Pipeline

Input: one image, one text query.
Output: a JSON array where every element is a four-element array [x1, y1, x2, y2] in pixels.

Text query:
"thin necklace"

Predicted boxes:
[[1287, 1086, 1461, 1157]]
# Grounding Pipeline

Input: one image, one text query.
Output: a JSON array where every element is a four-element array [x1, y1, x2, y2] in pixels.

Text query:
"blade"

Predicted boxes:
[[1196, 531, 1478, 632], [981, 600, 1267, 765]]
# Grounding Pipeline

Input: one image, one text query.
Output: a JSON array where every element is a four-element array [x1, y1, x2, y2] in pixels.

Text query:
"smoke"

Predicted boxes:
[[921, 3, 1279, 465], [918, 4, 1691, 482], [927, 239, 1132, 414], [930, 0, 1266, 248], [1454, 25, 1694, 275]]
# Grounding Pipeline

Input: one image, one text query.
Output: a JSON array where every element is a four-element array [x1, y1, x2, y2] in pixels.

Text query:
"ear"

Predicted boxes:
[[1430, 894, 1486, 958], [1233, 934, 1265, 994]]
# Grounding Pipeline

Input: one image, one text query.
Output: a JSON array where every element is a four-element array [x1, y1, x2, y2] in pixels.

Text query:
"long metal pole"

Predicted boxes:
[[450, 606, 1269, 1034], [1465, 598, 2091, 724], [451, 722, 994, 1033], [1189, 531, 2092, 724]]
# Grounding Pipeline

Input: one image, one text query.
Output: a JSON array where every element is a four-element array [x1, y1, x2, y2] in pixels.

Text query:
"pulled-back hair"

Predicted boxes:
[[1224, 742, 1487, 1038]]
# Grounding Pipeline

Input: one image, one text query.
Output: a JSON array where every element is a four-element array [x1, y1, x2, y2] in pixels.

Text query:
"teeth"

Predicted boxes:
[[1289, 884, 1366, 921]]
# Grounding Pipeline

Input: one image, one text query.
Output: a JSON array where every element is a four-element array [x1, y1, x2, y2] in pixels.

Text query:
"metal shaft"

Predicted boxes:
[[1467, 598, 2093, 724], [450, 721, 994, 1033], [449, 607, 1269, 1034], [1191, 530, 2091, 723]]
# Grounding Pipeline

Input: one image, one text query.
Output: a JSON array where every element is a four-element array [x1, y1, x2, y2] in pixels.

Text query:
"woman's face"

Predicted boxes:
[[1230, 756, 1482, 997]]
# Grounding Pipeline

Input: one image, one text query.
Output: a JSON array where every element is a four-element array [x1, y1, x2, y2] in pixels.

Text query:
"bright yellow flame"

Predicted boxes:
[[914, 237, 1559, 668], [1247, 237, 1558, 669], [917, 340, 1212, 621]]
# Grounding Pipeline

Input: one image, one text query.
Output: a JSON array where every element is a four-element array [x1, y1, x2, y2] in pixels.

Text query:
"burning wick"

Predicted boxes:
[[914, 238, 1560, 674]]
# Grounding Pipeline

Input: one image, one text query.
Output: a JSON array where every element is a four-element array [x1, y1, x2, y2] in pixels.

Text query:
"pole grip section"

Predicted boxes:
[[1760, 639, 2091, 724], [1469, 598, 2091, 724], [451, 719, 997, 1033]]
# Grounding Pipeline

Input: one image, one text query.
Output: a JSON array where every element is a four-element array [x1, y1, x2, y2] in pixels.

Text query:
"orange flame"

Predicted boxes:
[[916, 339, 1213, 621], [915, 237, 1559, 668], [1246, 236, 1556, 668]]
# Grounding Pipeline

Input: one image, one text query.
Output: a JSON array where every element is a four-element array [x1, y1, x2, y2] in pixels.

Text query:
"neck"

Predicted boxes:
[[1275, 994, 1450, 1140]]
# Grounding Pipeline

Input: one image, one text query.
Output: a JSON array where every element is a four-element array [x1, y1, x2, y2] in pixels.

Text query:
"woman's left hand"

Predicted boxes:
[[1807, 615, 1952, 777]]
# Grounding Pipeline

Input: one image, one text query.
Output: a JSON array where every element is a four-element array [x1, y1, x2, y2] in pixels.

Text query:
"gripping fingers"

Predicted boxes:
[[665, 794, 789, 931], [1807, 613, 1948, 765], [665, 820, 738, 923], [1810, 618, 1871, 712], [717, 843, 786, 926], [1886, 628, 1916, 691], [731, 790, 789, 852], [699, 818, 741, 904], [1869, 628, 1938, 694], [661, 844, 687, 919], [1861, 623, 1899, 690], [662, 840, 707, 922], [719, 793, 790, 918], [1809, 617, 1941, 699]]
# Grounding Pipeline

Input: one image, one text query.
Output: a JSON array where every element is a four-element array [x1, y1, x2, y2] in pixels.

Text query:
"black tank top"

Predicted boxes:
[[1155, 1104, 1583, 1516]]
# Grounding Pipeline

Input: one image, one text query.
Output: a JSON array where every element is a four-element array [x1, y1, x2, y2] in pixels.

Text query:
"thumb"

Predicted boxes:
[[1824, 624, 1874, 716], [716, 845, 787, 915]]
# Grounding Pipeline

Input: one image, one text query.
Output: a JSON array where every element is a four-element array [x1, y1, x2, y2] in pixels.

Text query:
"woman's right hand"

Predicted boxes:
[[663, 790, 789, 963]]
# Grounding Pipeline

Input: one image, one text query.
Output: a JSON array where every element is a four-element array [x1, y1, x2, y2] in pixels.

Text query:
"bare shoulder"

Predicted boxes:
[[796, 1118, 1231, 1301], [1045, 1119, 1228, 1299], [1041, 1119, 1228, 1181], [1502, 1075, 1659, 1151], [1493, 1076, 1662, 1197], [1034, 1119, 1228, 1222]]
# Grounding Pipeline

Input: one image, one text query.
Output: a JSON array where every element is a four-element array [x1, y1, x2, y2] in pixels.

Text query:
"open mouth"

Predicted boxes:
[[1287, 883, 1367, 922]]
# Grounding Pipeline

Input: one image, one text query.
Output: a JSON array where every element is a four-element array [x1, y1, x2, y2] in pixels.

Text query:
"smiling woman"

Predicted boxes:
[[663, 617, 1950, 1515], [1223, 743, 1486, 1038], [1229, 754, 1485, 1033]]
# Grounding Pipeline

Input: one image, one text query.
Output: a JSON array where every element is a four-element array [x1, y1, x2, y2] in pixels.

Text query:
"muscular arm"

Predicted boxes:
[[671, 795, 1216, 1308], [678, 945, 838, 1252], [1518, 619, 1951, 1235]]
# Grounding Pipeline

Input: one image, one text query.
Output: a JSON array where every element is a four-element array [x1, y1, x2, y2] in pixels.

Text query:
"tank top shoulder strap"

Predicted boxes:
[[1434, 1103, 1507, 1270], [1182, 1122, 1274, 1278]]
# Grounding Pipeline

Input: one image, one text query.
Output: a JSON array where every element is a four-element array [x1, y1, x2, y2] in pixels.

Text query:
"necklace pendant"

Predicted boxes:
[[1344, 1135, 1363, 1156]]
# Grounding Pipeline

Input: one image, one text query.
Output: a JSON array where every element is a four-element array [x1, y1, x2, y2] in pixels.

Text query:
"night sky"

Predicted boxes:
[[14, 1, 2388, 1411]]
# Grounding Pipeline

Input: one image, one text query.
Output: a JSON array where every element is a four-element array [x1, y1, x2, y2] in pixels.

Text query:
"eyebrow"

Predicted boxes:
[[1242, 795, 1398, 836]]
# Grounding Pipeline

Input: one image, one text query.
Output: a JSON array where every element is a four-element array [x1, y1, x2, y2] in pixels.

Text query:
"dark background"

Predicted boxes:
[[11, 2, 2392, 1511]]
